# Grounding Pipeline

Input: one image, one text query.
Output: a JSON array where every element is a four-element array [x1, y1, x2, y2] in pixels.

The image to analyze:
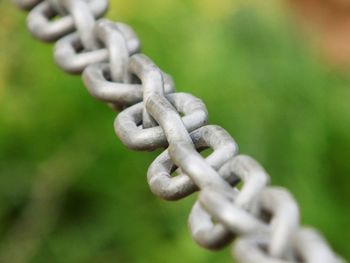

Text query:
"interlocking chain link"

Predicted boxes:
[[14, 1, 347, 262]]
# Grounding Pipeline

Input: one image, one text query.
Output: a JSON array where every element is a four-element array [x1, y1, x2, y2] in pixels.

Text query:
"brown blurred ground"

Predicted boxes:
[[289, 0, 350, 66]]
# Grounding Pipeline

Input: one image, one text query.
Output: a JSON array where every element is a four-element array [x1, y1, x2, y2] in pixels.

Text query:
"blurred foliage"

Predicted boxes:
[[0, 0, 349, 262]]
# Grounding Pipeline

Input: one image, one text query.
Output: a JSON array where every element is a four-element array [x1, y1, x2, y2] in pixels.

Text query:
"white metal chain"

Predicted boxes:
[[14, 0, 347, 262]]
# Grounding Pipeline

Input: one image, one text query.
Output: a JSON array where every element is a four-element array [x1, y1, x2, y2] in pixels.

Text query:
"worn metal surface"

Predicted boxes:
[[14, 0, 346, 262]]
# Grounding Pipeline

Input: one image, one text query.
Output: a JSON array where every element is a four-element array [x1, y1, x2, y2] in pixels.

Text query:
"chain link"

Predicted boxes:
[[14, 0, 347, 262]]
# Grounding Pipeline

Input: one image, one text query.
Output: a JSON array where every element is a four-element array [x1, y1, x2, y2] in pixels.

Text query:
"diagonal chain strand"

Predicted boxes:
[[14, 0, 347, 262]]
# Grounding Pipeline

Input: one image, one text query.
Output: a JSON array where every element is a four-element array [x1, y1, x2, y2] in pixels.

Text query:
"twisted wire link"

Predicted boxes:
[[14, 0, 346, 262]]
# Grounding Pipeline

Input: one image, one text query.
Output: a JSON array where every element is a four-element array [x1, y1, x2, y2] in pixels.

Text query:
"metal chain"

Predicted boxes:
[[14, 1, 347, 262]]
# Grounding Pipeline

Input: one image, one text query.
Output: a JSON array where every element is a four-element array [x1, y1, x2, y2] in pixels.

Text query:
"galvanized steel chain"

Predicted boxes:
[[14, 0, 346, 262]]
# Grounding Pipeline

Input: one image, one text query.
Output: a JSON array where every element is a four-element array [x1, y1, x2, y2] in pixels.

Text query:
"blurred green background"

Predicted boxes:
[[0, 0, 349, 262]]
